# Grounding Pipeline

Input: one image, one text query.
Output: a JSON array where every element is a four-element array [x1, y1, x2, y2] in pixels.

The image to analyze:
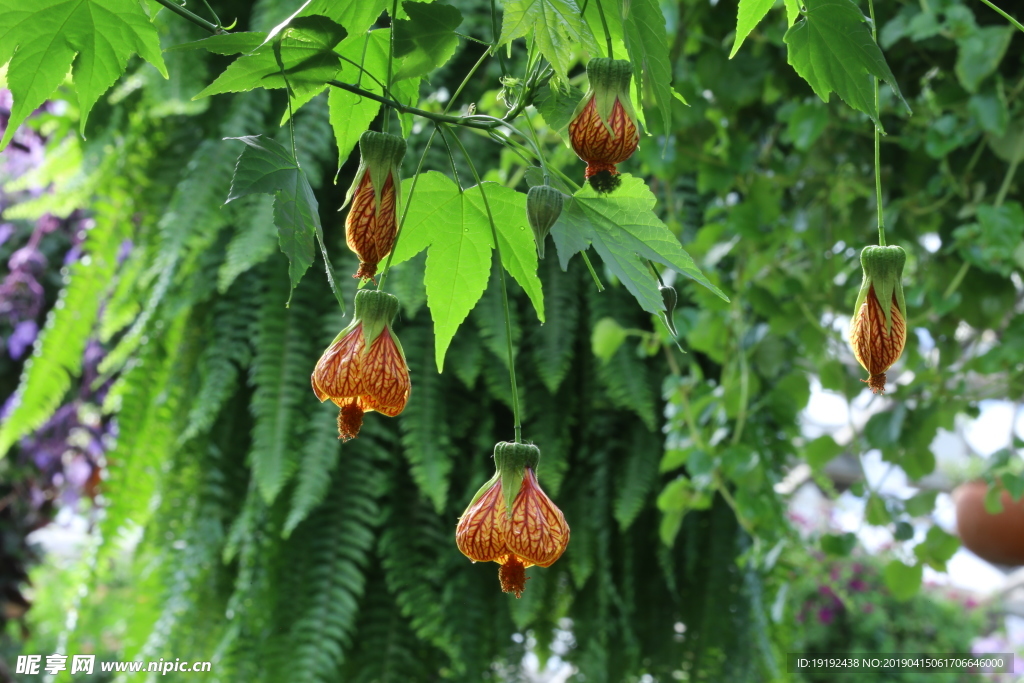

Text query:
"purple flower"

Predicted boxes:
[[817, 607, 836, 624], [8, 319, 38, 359], [849, 579, 868, 592]]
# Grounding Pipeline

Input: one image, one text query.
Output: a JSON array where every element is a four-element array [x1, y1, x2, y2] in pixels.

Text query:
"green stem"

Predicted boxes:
[[448, 128, 523, 442], [868, 0, 886, 246], [594, 0, 615, 58], [197, 0, 223, 28], [977, 0, 1024, 33], [384, 0, 399, 134], [995, 156, 1020, 207], [153, 0, 223, 34], [942, 261, 971, 300]]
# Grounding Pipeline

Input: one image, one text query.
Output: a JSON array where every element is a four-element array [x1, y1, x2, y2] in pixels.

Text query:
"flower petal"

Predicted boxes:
[[506, 469, 570, 568], [456, 480, 511, 564]]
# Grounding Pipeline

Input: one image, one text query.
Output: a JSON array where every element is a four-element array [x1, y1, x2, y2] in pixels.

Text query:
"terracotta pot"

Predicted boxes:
[[953, 480, 1024, 566]]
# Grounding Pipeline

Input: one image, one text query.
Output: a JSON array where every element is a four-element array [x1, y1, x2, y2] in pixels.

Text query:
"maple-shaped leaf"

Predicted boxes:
[[226, 135, 343, 308], [189, 15, 346, 100], [393, 1, 462, 81], [499, 0, 601, 80], [0, 0, 168, 150], [390, 171, 545, 371], [784, 0, 910, 127], [551, 175, 728, 313]]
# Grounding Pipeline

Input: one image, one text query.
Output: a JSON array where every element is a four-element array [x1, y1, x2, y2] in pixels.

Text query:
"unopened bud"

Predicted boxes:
[[526, 185, 564, 259]]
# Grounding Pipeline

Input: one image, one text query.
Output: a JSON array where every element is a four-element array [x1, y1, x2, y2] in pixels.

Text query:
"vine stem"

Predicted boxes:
[[153, 0, 224, 33], [977, 0, 1024, 33], [384, 0, 399, 134], [594, 0, 615, 58], [376, 47, 493, 290], [867, 0, 885, 247], [447, 127, 523, 442]]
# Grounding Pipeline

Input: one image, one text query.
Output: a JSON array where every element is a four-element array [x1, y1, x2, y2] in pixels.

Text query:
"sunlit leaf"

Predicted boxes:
[[499, 0, 601, 80], [730, 0, 775, 58], [0, 0, 168, 150], [193, 15, 347, 99], [391, 171, 545, 370]]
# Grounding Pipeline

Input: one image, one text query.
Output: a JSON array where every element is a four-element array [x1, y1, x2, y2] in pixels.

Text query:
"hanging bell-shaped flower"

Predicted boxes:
[[455, 442, 570, 598], [848, 245, 908, 394], [343, 131, 407, 280], [567, 58, 640, 193], [311, 289, 411, 439], [526, 184, 564, 258]]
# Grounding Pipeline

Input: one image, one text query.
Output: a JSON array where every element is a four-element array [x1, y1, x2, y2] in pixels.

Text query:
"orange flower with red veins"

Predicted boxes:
[[456, 442, 570, 598], [311, 290, 410, 439], [568, 58, 640, 193], [343, 131, 406, 280], [849, 245, 908, 394]]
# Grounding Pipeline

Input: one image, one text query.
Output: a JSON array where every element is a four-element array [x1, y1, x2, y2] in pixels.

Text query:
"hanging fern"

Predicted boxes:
[[613, 423, 663, 531], [397, 324, 454, 513], [530, 254, 580, 394], [247, 260, 321, 504]]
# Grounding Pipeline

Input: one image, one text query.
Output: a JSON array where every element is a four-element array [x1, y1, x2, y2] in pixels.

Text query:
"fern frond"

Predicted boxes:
[[267, 452, 385, 682], [530, 254, 579, 393], [283, 402, 341, 537], [445, 324, 484, 389], [472, 263, 522, 368], [181, 273, 259, 443], [248, 264, 319, 504], [0, 194, 132, 456], [218, 195, 278, 293], [613, 423, 662, 531], [398, 325, 454, 513], [378, 494, 458, 662]]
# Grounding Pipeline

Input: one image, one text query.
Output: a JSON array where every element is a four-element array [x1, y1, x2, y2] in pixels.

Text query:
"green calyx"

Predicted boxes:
[[572, 58, 637, 136], [494, 441, 541, 519], [853, 245, 907, 335], [526, 185, 565, 259], [352, 289, 401, 348], [343, 130, 407, 214]]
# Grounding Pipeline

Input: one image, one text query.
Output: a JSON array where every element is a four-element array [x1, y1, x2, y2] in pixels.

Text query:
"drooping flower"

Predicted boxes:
[[849, 245, 908, 394], [311, 289, 410, 439], [343, 131, 407, 280], [456, 442, 570, 598], [567, 58, 640, 193]]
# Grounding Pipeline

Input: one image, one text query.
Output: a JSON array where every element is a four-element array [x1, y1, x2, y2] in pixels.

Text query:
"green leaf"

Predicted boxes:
[[193, 16, 347, 100], [226, 135, 342, 306], [391, 172, 545, 371], [730, 0, 776, 58], [913, 525, 959, 571], [498, 0, 601, 80], [657, 476, 712, 545], [1003, 473, 1024, 502], [784, 0, 802, 27], [533, 81, 585, 133], [865, 493, 890, 526], [622, 0, 674, 135], [393, 1, 462, 81], [0, 0, 168, 150], [820, 531, 856, 556], [883, 559, 922, 601], [592, 317, 629, 362], [893, 521, 915, 541], [955, 26, 1013, 94], [863, 404, 906, 450], [301, 0, 389, 36], [168, 32, 266, 55], [804, 434, 842, 469], [327, 31, 390, 167], [551, 175, 728, 314], [783, 0, 909, 128], [904, 490, 938, 517]]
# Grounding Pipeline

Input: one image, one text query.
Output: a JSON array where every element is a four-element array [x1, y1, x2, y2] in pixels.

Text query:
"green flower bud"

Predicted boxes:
[[526, 185, 564, 258]]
